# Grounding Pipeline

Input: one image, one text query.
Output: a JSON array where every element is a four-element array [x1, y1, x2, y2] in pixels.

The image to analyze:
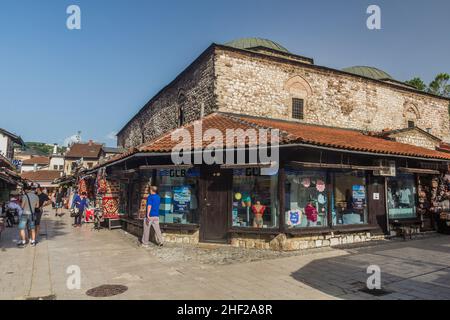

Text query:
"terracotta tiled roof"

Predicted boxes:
[[21, 170, 62, 182], [91, 113, 450, 170], [22, 156, 50, 165], [65, 142, 103, 159]]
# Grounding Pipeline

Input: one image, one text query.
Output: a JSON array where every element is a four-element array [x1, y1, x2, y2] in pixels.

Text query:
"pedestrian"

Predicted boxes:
[[54, 187, 64, 217], [35, 187, 51, 240], [6, 192, 22, 227], [141, 186, 163, 247], [72, 192, 88, 228], [18, 184, 39, 248]]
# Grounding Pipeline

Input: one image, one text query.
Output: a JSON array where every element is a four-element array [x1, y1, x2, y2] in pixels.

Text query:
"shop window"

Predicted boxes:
[[387, 174, 417, 219], [333, 171, 368, 225], [292, 98, 304, 120], [232, 169, 278, 228], [285, 168, 328, 228], [155, 168, 200, 224], [408, 120, 415, 128]]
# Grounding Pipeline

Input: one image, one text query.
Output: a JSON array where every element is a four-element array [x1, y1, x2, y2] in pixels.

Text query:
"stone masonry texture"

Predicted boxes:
[[117, 45, 450, 149]]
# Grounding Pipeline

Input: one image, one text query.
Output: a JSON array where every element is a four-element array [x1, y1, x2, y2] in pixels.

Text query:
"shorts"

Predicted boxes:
[[55, 202, 63, 209], [18, 214, 35, 230], [35, 209, 43, 226]]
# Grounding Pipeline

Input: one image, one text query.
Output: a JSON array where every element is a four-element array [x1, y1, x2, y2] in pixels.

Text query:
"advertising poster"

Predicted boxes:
[[173, 186, 191, 212]]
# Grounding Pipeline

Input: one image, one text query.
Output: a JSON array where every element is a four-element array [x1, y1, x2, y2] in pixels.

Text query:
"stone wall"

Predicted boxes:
[[389, 130, 440, 150], [214, 48, 450, 143], [230, 231, 386, 251], [117, 50, 217, 149], [121, 218, 199, 245]]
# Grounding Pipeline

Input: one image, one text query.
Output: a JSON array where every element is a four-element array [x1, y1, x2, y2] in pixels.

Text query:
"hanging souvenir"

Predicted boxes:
[[316, 179, 325, 192], [318, 193, 326, 204], [301, 177, 311, 188]]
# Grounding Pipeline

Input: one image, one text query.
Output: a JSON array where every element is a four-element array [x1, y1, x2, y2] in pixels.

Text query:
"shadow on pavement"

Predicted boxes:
[[0, 213, 69, 250], [290, 235, 450, 300]]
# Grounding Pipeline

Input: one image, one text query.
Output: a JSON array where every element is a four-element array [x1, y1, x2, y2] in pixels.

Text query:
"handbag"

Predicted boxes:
[[70, 207, 80, 217]]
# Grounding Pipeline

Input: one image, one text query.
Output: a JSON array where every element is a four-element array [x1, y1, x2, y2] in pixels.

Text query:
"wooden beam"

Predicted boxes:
[[138, 164, 193, 170], [288, 161, 390, 171], [398, 167, 440, 174], [220, 162, 272, 169]]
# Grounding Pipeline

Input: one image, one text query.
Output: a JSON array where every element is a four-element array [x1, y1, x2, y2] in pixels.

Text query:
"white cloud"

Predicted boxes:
[[63, 134, 80, 147], [106, 131, 117, 140]]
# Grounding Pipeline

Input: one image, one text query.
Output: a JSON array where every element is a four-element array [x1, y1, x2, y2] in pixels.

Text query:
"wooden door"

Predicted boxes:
[[368, 175, 388, 234], [200, 168, 231, 243]]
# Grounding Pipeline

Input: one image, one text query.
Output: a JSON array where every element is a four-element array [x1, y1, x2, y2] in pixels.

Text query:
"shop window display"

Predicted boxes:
[[155, 168, 199, 224], [285, 168, 328, 228], [387, 174, 417, 219], [333, 171, 368, 225], [232, 169, 278, 228]]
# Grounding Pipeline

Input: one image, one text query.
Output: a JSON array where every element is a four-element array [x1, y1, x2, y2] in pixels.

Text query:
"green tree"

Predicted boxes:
[[428, 73, 450, 98], [405, 77, 427, 91]]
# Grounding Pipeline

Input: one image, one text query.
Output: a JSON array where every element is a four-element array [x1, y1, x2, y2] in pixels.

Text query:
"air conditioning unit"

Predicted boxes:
[[373, 160, 396, 177]]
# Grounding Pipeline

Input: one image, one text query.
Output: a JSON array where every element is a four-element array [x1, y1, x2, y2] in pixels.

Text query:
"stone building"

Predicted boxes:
[[117, 38, 450, 150], [86, 38, 450, 250]]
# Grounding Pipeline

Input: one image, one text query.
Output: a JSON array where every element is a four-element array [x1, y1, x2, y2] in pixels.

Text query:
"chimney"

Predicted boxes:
[[88, 140, 93, 146], [53, 144, 58, 155], [33, 163, 38, 172]]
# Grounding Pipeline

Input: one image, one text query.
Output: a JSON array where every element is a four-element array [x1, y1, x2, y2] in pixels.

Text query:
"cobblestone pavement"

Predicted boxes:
[[1, 207, 450, 300]]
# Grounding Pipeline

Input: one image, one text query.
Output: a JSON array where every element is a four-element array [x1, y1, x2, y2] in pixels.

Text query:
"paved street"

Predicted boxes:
[[1, 207, 450, 300]]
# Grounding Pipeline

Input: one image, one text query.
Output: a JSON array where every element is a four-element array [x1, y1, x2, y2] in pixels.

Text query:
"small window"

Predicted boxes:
[[292, 98, 304, 120], [87, 162, 93, 168], [53, 165, 58, 170], [408, 120, 415, 128]]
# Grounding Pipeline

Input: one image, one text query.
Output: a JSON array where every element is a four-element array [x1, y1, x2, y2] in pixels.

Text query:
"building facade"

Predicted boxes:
[[86, 38, 450, 249], [0, 128, 25, 161], [117, 38, 450, 150]]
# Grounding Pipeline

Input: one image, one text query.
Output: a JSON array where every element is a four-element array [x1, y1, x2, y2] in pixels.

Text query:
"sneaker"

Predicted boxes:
[[140, 243, 150, 248], [17, 242, 26, 248], [158, 243, 164, 247], [30, 241, 36, 247]]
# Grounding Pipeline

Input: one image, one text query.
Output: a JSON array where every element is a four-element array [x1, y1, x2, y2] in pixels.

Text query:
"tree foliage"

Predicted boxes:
[[406, 73, 450, 98]]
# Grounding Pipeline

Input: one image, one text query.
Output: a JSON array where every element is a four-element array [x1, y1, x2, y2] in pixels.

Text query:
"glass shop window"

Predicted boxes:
[[387, 174, 417, 219], [285, 168, 328, 228], [333, 171, 368, 225], [232, 169, 278, 229], [155, 168, 200, 224]]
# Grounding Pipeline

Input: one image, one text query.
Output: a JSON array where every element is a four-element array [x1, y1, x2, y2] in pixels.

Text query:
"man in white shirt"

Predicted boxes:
[[18, 184, 39, 248]]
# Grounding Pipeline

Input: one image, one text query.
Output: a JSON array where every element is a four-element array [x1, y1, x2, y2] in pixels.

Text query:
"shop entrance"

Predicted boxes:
[[368, 175, 388, 234], [200, 168, 231, 243]]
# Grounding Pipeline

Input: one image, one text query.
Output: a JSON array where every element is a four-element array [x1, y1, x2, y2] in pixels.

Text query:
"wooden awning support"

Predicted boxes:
[[220, 162, 273, 169], [288, 161, 389, 171], [398, 167, 440, 174], [138, 164, 193, 171]]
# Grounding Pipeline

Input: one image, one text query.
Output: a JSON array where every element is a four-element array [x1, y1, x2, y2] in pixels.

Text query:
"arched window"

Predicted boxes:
[[403, 102, 420, 128], [284, 76, 312, 120]]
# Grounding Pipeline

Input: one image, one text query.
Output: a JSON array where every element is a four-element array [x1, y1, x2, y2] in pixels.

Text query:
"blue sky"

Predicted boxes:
[[1, 0, 449, 146]]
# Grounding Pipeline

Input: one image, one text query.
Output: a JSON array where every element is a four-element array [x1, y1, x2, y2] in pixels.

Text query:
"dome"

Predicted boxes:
[[342, 66, 393, 80], [224, 37, 290, 53]]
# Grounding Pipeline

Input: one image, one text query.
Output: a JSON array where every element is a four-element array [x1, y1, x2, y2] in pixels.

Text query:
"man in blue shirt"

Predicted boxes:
[[141, 186, 163, 247]]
